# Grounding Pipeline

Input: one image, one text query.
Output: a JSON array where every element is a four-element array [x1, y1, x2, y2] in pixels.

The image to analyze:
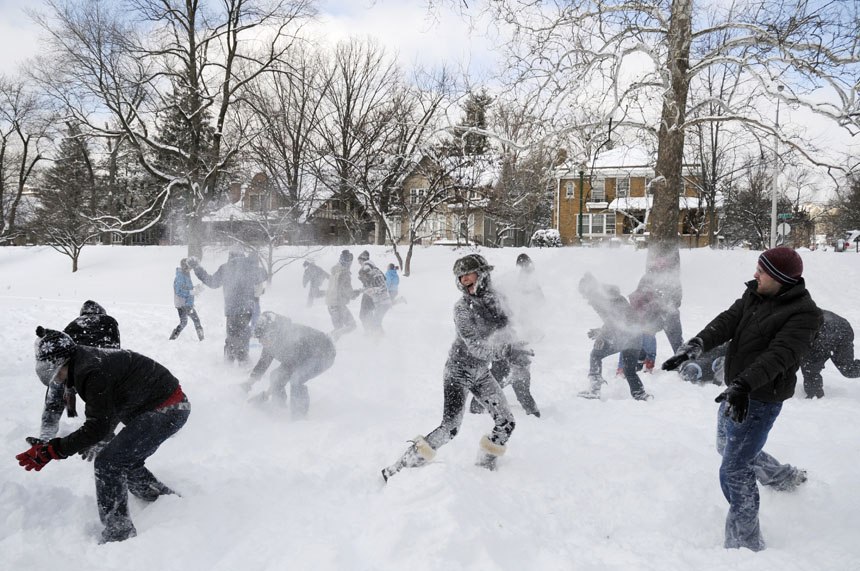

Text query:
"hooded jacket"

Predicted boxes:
[[696, 279, 822, 402], [63, 301, 120, 349]]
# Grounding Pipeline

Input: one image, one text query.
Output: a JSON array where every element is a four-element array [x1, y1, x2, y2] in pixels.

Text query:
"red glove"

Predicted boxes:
[[16, 440, 66, 472]]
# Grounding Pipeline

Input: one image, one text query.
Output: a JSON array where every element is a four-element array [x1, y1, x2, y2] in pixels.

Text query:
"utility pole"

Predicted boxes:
[[578, 168, 585, 244], [770, 84, 784, 248]]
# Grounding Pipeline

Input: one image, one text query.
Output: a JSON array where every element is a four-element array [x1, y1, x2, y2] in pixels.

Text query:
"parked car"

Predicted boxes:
[[834, 230, 860, 252]]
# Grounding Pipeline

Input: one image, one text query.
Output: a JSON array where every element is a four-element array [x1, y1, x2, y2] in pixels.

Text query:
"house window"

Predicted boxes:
[[616, 177, 629, 198], [589, 178, 605, 201], [576, 213, 616, 235], [645, 177, 654, 195], [410, 188, 427, 205], [565, 181, 574, 198]]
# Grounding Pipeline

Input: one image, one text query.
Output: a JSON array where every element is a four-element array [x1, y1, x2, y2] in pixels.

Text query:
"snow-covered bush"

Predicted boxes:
[[530, 228, 562, 248]]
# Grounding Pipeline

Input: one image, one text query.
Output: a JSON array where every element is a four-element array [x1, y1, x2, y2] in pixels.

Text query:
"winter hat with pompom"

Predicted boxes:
[[35, 326, 76, 363], [758, 247, 803, 285], [34, 326, 76, 392]]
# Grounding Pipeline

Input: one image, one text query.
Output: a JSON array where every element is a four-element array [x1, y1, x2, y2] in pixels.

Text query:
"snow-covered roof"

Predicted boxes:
[[202, 202, 261, 222], [607, 193, 724, 211], [557, 146, 696, 178]]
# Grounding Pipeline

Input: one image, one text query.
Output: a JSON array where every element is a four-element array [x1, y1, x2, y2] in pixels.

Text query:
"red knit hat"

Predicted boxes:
[[758, 247, 803, 285]]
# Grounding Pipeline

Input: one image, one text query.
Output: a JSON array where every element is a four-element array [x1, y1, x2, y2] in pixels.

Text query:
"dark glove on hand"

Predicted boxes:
[[661, 337, 704, 371], [16, 440, 66, 472], [587, 328, 601, 340], [185, 256, 200, 269], [715, 382, 751, 423]]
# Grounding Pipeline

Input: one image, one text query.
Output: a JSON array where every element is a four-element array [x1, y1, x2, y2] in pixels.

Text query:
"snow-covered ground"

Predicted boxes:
[[1, 244, 859, 570]]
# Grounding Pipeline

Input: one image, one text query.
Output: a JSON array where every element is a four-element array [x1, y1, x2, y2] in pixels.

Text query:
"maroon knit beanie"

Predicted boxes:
[[758, 247, 803, 285]]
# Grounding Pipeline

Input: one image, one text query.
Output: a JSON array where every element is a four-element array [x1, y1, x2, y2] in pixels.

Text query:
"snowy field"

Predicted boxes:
[[1, 244, 859, 571]]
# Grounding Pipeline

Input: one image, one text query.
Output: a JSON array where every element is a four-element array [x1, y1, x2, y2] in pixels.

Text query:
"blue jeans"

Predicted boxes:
[[715, 399, 782, 551], [94, 406, 190, 539]]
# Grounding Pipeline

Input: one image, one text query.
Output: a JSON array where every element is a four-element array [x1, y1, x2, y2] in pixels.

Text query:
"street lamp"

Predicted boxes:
[[578, 167, 585, 243], [770, 84, 784, 248]]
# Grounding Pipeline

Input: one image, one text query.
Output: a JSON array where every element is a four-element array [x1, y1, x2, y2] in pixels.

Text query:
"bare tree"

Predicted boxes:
[[31, 0, 314, 257], [312, 38, 401, 244], [440, 0, 860, 267], [0, 76, 53, 244], [244, 46, 332, 233]]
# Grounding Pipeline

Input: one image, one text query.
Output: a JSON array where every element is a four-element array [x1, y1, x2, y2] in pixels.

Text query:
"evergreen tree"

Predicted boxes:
[[445, 90, 494, 156], [31, 123, 103, 271]]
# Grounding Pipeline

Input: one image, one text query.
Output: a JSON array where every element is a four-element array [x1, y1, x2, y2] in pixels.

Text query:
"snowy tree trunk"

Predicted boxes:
[[651, 0, 692, 266]]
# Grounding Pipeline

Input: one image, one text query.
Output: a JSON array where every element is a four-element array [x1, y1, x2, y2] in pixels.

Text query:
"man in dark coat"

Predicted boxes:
[[326, 250, 359, 340], [189, 248, 267, 363], [799, 309, 860, 398], [16, 327, 190, 544], [242, 311, 336, 417], [663, 247, 822, 552], [381, 254, 532, 481], [302, 260, 329, 307]]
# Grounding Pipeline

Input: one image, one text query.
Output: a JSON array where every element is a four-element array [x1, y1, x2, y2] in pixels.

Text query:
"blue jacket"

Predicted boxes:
[[174, 268, 195, 308], [385, 268, 400, 291]]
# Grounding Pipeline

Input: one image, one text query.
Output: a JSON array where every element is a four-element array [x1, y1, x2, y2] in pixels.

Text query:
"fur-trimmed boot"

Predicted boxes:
[[381, 435, 436, 482], [475, 435, 506, 471], [578, 374, 605, 399]]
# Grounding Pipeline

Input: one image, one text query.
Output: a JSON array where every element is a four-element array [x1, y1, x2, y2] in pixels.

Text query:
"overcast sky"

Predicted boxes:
[[0, 0, 854, 188], [0, 0, 497, 77]]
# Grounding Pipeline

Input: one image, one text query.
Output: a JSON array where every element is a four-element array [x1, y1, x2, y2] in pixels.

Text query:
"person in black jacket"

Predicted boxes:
[[663, 247, 822, 552], [64, 300, 120, 349], [799, 309, 860, 398], [242, 311, 336, 416], [16, 327, 190, 544], [381, 254, 531, 482], [189, 248, 267, 363], [37, 301, 123, 444]]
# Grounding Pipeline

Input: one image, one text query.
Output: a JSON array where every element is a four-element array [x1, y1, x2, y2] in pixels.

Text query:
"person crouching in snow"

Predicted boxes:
[[242, 311, 336, 417], [578, 272, 652, 401], [170, 258, 204, 341], [16, 327, 190, 544], [38, 300, 123, 446], [381, 254, 532, 481]]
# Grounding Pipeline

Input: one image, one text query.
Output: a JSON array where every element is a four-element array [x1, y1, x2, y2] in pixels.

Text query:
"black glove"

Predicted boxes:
[[587, 328, 602, 340], [16, 439, 67, 472], [186, 256, 200, 269], [715, 382, 751, 423], [661, 337, 704, 371]]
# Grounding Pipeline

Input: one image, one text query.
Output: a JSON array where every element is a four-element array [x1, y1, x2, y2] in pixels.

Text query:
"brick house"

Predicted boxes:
[[388, 155, 522, 247], [554, 147, 714, 247]]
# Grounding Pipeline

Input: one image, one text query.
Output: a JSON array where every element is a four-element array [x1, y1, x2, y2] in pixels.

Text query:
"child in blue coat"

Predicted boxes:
[[170, 258, 204, 341], [385, 263, 400, 302]]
